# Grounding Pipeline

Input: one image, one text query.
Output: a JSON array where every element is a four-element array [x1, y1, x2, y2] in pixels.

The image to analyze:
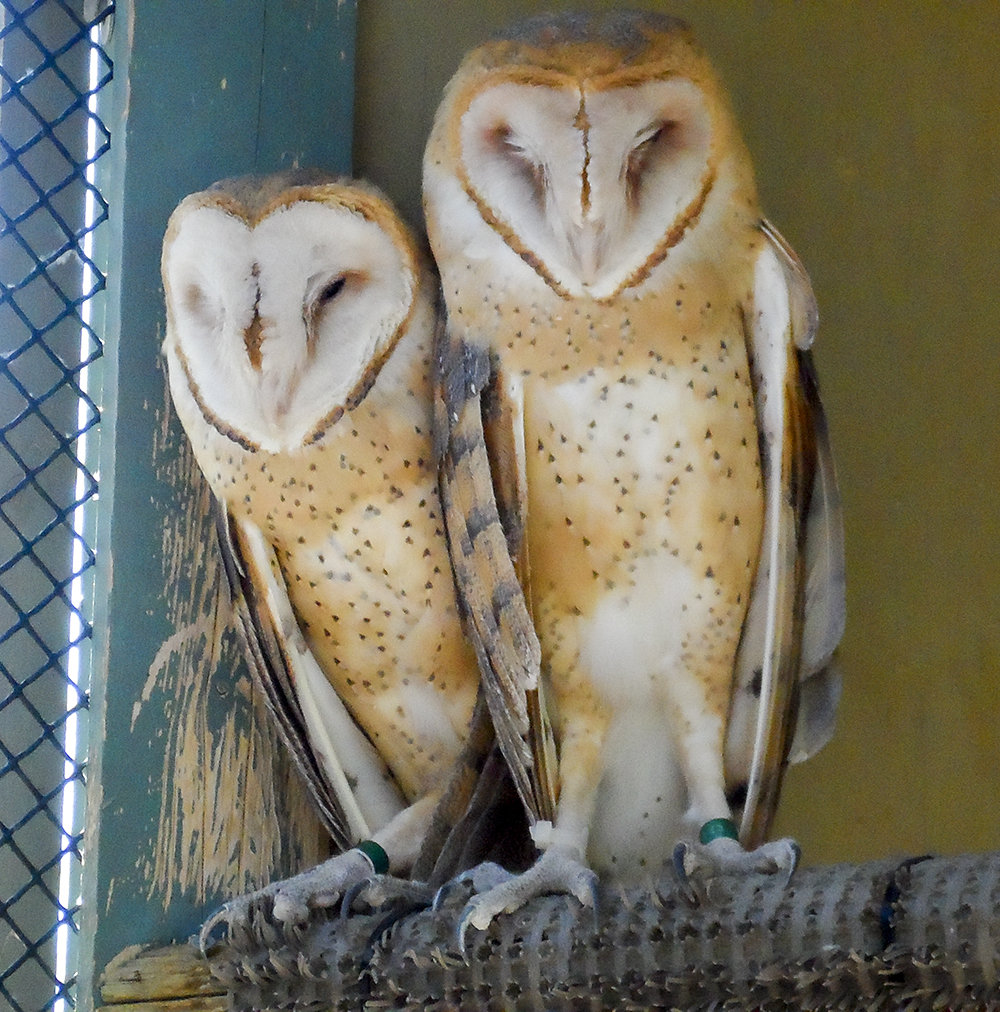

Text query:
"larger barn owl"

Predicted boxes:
[[161, 172, 494, 939], [426, 12, 845, 932]]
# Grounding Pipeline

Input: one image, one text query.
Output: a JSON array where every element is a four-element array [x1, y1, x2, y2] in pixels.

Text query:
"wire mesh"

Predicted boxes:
[[0, 2, 113, 1010]]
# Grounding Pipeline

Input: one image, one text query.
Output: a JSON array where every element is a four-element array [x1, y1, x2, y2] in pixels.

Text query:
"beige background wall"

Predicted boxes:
[[353, 1, 1000, 867]]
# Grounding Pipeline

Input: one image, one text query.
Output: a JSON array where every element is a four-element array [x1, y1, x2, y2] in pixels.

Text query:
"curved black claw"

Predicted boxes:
[[672, 842, 702, 906], [432, 878, 464, 913], [454, 851, 597, 960], [198, 891, 292, 954], [433, 861, 511, 914], [340, 876, 378, 921], [672, 835, 801, 907], [340, 875, 434, 919], [199, 903, 232, 954], [782, 841, 802, 887]]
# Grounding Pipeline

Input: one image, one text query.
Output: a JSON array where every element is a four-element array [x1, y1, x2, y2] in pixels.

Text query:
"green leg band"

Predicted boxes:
[[354, 839, 390, 875], [699, 818, 739, 846]]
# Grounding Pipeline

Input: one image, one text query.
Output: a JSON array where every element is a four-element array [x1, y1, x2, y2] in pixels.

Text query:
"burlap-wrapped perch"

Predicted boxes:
[[202, 850, 1000, 1011]]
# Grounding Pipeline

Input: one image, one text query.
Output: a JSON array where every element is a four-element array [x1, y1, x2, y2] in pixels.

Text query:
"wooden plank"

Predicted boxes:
[[257, 0, 357, 173], [98, 1001, 228, 1012], [82, 2, 357, 1007], [100, 944, 223, 1003]]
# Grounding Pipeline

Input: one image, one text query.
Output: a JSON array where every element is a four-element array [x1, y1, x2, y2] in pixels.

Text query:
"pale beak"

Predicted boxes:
[[247, 315, 304, 426], [569, 220, 604, 287]]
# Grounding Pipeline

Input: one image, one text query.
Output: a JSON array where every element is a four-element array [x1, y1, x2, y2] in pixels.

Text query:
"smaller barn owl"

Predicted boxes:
[[425, 11, 845, 937], [161, 172, 491, 941]]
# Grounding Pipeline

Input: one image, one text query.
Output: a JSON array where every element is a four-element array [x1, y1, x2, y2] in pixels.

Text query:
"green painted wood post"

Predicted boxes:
[[81, 3, 357, 1007]]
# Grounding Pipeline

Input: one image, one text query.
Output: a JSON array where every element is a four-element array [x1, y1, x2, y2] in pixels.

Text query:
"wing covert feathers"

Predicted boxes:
[[760, 219, 819, 350], [798, 352, 847, 679], [727, 224, 844, 846], [786, 352, 845, 764], [214, 505, 353, 849], [437, 331, 557, 825], [215, 505, 406, 852]]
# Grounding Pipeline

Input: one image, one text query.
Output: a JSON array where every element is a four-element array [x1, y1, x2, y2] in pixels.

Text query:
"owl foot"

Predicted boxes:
[[673, 824, 800, 903], [340, 873, 433, 918], [431, 860, 514, 912], [453, 846, 598, 957], [199, 847, 389, 952]]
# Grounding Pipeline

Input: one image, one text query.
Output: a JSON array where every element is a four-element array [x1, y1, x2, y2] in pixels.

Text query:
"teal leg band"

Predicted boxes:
[[699, 818, 739, 846], [354, 839, 390, 875]]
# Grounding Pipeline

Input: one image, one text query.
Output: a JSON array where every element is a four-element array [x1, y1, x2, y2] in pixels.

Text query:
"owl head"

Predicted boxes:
[[424, 11, 758, 300], [162, 170, 426, 454]]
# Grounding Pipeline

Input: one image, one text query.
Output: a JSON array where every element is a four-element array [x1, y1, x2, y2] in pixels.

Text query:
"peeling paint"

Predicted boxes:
[[139, 373, 327, 910]]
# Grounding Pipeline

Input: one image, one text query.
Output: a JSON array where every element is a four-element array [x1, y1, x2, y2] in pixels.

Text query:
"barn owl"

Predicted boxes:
[[425, 12, 845, 934], [161, 171, 495, 943]]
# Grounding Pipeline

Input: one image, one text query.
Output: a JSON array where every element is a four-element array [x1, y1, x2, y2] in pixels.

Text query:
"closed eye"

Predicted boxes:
[[317, 275, 346, 306], [489, 123, 548, 205], [635, 121, 675, 149], [304, 274, 349, 353], [184, 283, 220, 327], [625, 120, 678, 206]]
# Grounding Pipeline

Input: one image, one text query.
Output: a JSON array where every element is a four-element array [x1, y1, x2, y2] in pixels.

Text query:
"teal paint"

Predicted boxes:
[[81, 3, 356, 1005]]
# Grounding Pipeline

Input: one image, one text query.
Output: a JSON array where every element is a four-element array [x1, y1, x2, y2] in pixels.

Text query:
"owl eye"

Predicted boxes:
[[184, 283, 205, 313], [317, 275, 347, 306], [625, 120, 679, 205], [637, 120, 678, 149], [303, 274, 350, 351], [184, 283, 223, 330], [489, 123, 548, 204], [305, 273, 349, 316]]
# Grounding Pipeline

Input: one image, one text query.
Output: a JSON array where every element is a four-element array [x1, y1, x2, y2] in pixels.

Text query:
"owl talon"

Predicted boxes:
[[198, 891, 291, 954], [671, 842, 703, 905], [782, 841, 802, 886], [433, 860, 513, 912], [343, 874, 434, 916], [432, 882, 456, 913], [673, 833, 801, 902], [198, 848, 379, 950], [432, 878, 466, 915], [339, 877, 377, 920], [198, 903, 234, 954], [454, 849, 597, 958]]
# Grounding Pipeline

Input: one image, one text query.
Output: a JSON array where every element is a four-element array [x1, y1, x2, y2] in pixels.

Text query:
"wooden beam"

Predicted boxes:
[[82, 3, 357, 1007]]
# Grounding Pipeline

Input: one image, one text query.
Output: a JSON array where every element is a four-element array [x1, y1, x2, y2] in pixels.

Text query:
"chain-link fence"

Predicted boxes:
[[0, 2, 113, 1010]]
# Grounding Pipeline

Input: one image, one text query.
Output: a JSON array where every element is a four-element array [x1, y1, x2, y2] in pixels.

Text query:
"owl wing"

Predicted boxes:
[[215, 503, 393, 851], [725, 220, 846, 846], [436, 329, 558, 826]]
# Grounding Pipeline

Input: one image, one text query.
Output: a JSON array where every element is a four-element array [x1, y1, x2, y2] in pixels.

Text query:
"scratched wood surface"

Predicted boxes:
[[92, 363, 331, 974], [98, 943, 225, 1011], [144, 383, 329, 911], [84, 1, 358, 1002]]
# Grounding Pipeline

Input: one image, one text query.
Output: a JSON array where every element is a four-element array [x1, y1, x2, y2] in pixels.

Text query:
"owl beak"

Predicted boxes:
[[570, 221, 604, 287], [242, 309, 302, 424]]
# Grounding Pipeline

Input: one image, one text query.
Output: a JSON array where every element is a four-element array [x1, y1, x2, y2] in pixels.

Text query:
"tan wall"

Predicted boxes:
[[354, 1, 1000, 866]]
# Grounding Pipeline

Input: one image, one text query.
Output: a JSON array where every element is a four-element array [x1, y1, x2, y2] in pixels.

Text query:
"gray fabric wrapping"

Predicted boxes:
[[208, 852, 1000, 1010]]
